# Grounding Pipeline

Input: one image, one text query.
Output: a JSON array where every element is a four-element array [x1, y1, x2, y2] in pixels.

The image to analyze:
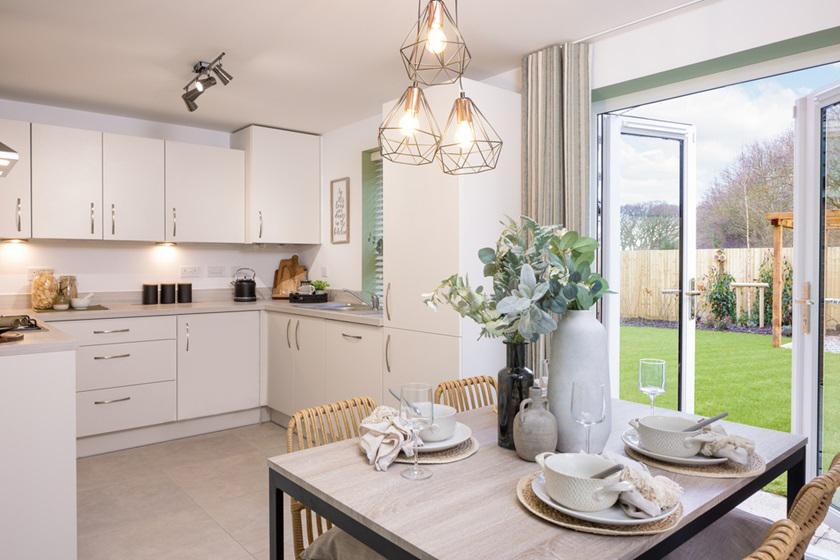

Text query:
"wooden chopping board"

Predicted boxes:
[[272, 255, 307, 299], [0, 332, 24, 343]]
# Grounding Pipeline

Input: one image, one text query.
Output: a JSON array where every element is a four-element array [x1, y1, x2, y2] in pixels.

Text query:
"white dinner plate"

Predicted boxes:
[[531, 474, 678, 526], [621, 429, 728, 466], [416, 422, 472, 453]]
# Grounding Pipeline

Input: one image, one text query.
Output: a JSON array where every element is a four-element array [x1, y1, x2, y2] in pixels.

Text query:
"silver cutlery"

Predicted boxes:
[[683, 412, 728, 432]]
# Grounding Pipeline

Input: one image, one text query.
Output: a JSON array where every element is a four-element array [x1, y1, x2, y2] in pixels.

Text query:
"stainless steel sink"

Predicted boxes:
[[293, 302, 380, 314]]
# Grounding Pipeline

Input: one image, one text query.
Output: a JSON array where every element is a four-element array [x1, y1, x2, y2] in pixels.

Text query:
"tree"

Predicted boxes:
[[698, 129, 793, 249], [620, 201, 680, 250]]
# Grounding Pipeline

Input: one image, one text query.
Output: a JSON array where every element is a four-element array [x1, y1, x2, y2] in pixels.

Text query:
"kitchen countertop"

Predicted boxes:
[[0, 298, 383, 357]]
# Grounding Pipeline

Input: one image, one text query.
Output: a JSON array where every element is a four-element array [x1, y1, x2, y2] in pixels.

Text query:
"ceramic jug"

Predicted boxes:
[[513, 386, 558, 461]]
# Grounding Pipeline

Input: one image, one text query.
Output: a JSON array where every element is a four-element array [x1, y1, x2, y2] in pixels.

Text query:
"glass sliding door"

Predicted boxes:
[[601, 115, 697, 413], [793, 81, 840, 530]]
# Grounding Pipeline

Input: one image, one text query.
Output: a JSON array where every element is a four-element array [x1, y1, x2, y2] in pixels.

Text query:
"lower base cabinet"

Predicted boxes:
[[324, 321, 382, 404], [383, 328, 460, 407], [177, 311, 260, 420], [77, 381, 176, 437]]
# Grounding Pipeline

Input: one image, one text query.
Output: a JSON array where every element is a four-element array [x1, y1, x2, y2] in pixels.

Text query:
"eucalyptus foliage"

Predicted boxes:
[[423, 217, 609, 343]]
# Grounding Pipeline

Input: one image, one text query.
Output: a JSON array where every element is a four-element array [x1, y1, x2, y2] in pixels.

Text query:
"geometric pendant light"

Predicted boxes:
[[0, 141, 19, 177], [400, 0, 470, 87], [439, 90, 503, 175], [378, 84, 442, 166]]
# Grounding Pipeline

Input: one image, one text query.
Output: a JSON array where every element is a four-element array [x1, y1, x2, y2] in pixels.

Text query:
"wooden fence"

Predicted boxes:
[[620, 247, 840, 328]]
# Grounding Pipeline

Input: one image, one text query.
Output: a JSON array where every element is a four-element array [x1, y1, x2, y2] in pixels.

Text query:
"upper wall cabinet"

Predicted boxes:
[[103, 133, 164, 242], [0, 119, 31, 239], [32, 123, 103, 240], [164, 140, 245, 243], [232, 126, 320, 244]]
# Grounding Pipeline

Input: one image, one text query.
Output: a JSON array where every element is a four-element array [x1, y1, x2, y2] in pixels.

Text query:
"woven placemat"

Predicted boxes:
[[516, 473, 683, 536], [395, 437, 479, 464], [624, 446, 766, 478]]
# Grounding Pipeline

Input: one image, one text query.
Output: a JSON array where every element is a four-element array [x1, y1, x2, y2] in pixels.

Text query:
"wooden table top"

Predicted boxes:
[[268, 400, 806, 560]]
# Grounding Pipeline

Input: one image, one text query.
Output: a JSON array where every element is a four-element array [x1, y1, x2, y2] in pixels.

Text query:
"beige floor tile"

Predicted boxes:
[[78, 508, 253, 560], [77, 447, 162, 492], [137, 430, 258, 469], [165, 449, 268, 503], [200, 490, 268, 555], [230, 421, 287, 453]]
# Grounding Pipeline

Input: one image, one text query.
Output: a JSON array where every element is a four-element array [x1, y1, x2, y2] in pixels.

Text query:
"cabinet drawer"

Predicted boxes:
[[77, 381, 176, 437], [53, 316, 176, 346], [77, 340, 176, 392]]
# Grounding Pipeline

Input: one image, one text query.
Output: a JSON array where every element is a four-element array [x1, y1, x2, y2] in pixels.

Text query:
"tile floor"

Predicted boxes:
[[78, 422, 840, 559]]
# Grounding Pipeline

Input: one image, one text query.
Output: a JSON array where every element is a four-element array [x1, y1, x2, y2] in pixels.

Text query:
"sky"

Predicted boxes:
[[613, 61, 840, 207]]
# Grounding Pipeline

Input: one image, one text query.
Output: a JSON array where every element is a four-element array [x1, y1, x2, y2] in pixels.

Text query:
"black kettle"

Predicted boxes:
[[232, 268, 257, 302]]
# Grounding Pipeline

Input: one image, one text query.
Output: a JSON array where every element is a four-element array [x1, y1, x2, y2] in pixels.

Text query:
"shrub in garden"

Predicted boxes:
[[753, 254, 793, 326], [705, 267, 737, 327]]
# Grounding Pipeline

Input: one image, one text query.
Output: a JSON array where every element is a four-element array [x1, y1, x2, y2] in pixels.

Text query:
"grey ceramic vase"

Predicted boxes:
[[547, 309, 612, 453], [513, 386, 558, 461]]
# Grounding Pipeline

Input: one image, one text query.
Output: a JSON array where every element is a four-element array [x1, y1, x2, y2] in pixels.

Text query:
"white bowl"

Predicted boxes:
[[417, 403, 457, 442], [535, 452, 632, 512], [629, 416, 703, 458], [71, 295, 93, 309]]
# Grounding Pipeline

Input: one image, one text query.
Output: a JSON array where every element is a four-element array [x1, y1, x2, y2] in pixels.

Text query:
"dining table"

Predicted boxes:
[[267, 399, 807, 560]]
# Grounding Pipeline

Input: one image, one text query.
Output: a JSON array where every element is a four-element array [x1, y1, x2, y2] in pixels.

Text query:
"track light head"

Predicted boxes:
[[195, 74, 217, 92], [182, 89, 200, 112], [212, 65, 233, 86]]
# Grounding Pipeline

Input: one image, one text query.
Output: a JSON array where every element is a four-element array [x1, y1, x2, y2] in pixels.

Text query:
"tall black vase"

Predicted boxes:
[[497, 342, 534, 450]]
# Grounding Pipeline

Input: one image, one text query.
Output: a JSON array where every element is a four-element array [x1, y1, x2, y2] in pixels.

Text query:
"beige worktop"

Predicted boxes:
[[0, 321, 78, 357]]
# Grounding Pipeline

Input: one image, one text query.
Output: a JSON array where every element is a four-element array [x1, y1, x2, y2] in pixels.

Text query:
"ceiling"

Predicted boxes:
[[0, 0, 696, 134]]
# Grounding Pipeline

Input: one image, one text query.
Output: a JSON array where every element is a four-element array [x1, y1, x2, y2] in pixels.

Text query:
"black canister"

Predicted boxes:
[[160, 283, 176, 304], [142, 284, 159, 305], [177, 283, 193, 303]]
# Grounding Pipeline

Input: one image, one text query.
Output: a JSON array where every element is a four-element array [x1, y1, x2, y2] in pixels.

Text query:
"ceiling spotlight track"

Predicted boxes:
[[379, 0, 502, 175], [181, 52, 233, 113]]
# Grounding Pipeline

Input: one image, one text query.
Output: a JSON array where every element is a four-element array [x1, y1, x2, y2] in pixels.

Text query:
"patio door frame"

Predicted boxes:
[[601, 114, 698, 413], [793, 81, 840, 531]]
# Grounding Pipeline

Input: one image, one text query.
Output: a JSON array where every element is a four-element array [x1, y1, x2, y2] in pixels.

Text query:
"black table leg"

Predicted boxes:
[[270, 472, 284, 560], [787, 446, 807, 513]]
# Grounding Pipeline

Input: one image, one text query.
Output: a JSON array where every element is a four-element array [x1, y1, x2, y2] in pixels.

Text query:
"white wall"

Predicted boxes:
[[0, 97, 309, 296], [591, 0, 840, 89], [307, 115, 380, 291]]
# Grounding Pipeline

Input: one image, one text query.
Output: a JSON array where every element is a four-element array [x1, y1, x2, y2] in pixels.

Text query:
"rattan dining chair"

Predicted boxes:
[[786, 452, 840, 559], [434, 375, 497, 412], [286, 396, 377, 560], [743, 520, 800, 560]]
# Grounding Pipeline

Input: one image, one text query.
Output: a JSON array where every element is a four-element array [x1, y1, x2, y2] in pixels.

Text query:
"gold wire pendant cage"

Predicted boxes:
[[439, 93, 502, 175], [400, 0, 471, 87], [378, 85, 442, 166]]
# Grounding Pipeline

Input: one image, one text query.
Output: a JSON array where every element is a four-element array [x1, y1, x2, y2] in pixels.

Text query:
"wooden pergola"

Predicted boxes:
[[766, 211, 840, 347]]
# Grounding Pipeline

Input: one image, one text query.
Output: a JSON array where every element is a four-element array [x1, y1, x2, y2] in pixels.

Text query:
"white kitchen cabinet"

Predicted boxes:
[[77, 381, 176, 437], [177, 311, 260, 420], [290, 316, 326, 411], [164, 140, 245, 243], [324, 321, 382, 404], [31, 123, 102, 239], [267, 312, 296, 415], [382, 327, 460, 407], [232, 125, 320, 244], [103, 133, 164, 241], [0, 119, 31, 239]]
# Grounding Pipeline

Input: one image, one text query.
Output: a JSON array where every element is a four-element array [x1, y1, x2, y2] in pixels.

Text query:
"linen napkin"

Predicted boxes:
[[359, 406, 421, 471], [687, 424, 756, 465], [603, 452, 683, 518]]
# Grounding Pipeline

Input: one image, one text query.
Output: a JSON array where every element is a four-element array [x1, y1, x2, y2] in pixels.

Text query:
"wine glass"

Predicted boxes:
[[400, 383, 434, 481], [570, 381, 607, 454], [638, 359, 666, 416]]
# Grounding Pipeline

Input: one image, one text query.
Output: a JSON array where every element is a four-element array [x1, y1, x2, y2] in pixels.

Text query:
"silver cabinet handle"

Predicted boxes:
[[90, 201, 95, 234], [94, 397, 131, 405], [185, 322, 190, 352], [385, 334, 391, 373], [258, 210, 263, 239], [385, 283, 392, 321], [93, 328, 130, 334], [111, 203, 116, 236], [172, 207, 177, 238], [342, 333, 362, 340], [16, 197, 21, 232], [285, 318, 291, 349], [295, 320, 300, 351], [93, 353, 130, 361]]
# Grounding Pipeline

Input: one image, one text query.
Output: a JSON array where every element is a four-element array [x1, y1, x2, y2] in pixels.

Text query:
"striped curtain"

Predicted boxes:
[[521, 42, 591, 370]]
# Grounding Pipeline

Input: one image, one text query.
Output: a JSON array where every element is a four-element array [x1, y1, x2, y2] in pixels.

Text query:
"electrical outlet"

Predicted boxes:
[[180, 265, 203, 279], [207, 265, 226, 278], [27, 267, 53, 281]]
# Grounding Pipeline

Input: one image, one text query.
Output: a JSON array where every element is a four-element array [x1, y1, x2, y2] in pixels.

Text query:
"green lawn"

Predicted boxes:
[[620, 326, 840, 496]]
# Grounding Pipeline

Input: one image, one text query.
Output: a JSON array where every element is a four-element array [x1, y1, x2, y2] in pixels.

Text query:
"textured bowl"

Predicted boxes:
[[535, 452, 632, 512], [630, 416, 702, 458], [418, 403, 457, 442]]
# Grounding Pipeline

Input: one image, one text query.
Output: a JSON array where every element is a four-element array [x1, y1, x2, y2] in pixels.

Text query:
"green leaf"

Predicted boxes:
[[478, 247, 496, 264], [576, 285, 594, 310], [483, 263, 497, 277]]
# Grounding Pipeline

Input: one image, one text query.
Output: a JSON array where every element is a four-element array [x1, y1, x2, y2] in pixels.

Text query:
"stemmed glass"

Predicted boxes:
[[570, 381, 607, 454], [638, 358, 666, 416], [400, 383, 434, 481]]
